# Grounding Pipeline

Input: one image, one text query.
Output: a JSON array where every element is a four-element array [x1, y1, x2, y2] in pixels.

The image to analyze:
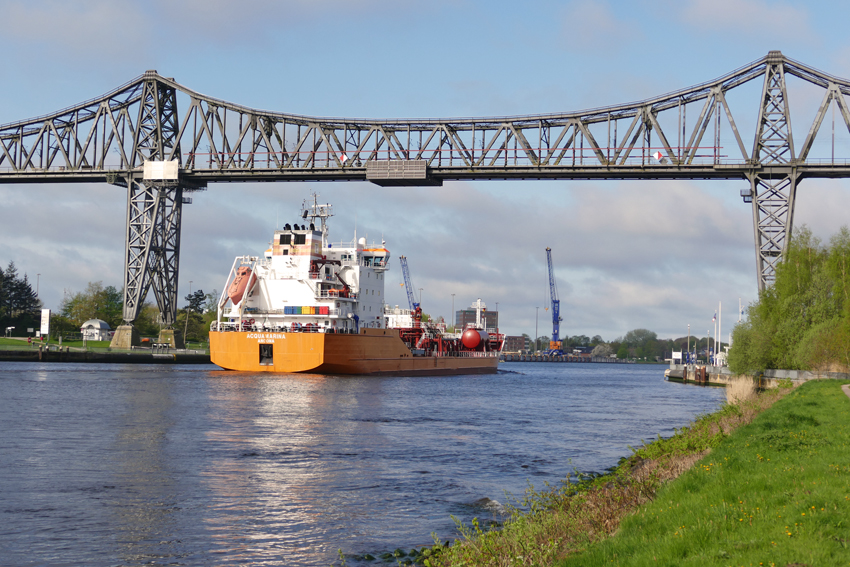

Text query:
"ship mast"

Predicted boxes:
[[302, 193, 333, 246]]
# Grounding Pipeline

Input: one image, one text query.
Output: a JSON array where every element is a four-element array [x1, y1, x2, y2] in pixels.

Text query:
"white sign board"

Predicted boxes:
[[143, 160, 179, 181], [40, 309, 51, 336]]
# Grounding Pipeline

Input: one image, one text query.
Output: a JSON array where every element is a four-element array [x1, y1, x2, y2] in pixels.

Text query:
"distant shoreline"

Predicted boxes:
[[0, 348, 211, 364]]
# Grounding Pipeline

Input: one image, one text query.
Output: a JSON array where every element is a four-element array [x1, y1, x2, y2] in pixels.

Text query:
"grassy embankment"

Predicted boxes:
[[422, 379, 850, 567]]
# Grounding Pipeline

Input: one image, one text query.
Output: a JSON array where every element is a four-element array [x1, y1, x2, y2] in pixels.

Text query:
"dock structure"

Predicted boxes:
[[665, 364, 850, 387]]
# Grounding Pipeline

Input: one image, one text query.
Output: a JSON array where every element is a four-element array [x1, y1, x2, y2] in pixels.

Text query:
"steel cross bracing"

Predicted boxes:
[[4, 51, 850, 321]]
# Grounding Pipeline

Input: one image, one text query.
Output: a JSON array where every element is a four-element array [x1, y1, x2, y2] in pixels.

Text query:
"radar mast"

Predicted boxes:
[[302, 193, 333, 245]]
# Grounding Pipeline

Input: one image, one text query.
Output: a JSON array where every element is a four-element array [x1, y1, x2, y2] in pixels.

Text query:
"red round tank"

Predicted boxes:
[[461, 329, 489, 349]]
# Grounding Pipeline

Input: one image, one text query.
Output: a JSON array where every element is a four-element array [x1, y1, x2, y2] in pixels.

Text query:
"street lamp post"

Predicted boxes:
[[184, 280, 192, 346], [36, 274, 40, 298], [451, 293, 455, 330]]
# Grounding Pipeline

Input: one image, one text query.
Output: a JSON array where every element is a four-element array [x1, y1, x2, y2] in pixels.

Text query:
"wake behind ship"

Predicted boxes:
[[209, 196, 503, 375]]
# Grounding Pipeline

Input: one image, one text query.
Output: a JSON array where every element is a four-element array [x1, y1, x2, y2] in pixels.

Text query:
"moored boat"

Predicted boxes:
[[209, 195, 503, 375]]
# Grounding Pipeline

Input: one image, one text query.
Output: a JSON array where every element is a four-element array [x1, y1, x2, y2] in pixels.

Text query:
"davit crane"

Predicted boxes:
[[545, 247, 564, 355]]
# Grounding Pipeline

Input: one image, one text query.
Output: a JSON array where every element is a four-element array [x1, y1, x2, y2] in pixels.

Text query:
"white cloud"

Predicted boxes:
[[560, 1, 641, 52], [679, 0, 812, 37], [0, 1, 150, 62]]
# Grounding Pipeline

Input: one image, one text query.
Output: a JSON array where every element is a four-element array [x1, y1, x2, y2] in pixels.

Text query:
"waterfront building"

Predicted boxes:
[[455, 301, 498, 332]]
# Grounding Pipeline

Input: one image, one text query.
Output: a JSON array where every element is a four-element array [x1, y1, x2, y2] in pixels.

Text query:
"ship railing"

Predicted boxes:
[[210, 320, 358, 334], [339, 258, 388, 269], [230, 307, 344, 316], [316, 289, 357, 300], [432, 350, 500, 358], [308, 272, 338, 281]]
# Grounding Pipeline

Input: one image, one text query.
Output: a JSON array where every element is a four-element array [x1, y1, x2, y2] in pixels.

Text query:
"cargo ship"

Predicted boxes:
[[209, 195, 503, 375]]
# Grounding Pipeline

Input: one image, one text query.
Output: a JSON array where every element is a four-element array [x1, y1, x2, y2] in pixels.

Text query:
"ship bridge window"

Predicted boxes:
[[280, 234, 292, 245], [259, 344, 273, 366], [294, 234, 306, 245]]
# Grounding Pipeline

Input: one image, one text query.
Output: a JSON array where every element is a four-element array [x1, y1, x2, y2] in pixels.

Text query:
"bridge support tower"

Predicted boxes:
[[108, 75, 197, 348], [748, 51, 798, 292]]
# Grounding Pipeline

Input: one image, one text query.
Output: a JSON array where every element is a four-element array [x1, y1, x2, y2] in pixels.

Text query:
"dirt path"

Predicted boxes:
[[843, 384, 850, 400]]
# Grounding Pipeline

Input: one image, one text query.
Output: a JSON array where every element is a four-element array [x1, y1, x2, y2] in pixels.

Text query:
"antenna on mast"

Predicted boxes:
[[302, 192, 333, 245]]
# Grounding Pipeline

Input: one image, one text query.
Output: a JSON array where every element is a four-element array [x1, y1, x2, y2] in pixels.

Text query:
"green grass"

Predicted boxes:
[[0, 337, 54, 348], [557, 379, 850, 566]]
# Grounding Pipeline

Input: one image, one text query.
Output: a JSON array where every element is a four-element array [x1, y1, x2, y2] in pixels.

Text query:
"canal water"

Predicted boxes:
[[0, 362, 724, 566]]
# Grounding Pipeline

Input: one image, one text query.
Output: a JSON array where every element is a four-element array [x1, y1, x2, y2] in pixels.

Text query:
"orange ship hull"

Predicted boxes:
[[209, 328, 499, 375]]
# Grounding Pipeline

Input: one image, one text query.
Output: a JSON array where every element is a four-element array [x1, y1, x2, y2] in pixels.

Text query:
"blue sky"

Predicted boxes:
[[1, 0, 849, 342]]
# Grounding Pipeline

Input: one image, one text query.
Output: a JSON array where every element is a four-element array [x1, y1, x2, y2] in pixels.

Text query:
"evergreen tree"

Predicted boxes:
[[0, 262, 41, 334], [0, 266, 6, 324], [185, 289, 206, 313]]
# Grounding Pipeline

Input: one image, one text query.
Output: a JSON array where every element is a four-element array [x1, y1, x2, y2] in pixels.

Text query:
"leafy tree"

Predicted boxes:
[[60, 282, 123, 329], [729, 225, 850, 374], [102, 286, 123, 326], [135, 304, 163, 337], [622, 328, 658, 348], [591, 343, 614, 357], [179, 288, 223, 342], [203, 290, 219, 314]]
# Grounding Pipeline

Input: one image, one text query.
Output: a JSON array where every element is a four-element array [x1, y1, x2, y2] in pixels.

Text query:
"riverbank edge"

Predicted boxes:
[[665, 363, 850, 387], [555, 378, 850, 566], [0, 348, 211, 364], [412, 377, 804, 567]]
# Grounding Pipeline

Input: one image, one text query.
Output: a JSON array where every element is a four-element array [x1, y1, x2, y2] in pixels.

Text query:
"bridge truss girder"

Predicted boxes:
[[4, 51, 850, 295]]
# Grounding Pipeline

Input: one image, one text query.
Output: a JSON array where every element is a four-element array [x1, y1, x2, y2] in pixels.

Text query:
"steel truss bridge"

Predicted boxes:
[[2, 50, 850, 331]]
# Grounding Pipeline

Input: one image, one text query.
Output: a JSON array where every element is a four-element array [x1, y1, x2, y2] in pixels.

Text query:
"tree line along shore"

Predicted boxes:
[[6, 276, 719, 363]]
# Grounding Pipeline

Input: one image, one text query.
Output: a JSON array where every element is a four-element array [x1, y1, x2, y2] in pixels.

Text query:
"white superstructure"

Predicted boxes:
[[216, 195, 389, 333]]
